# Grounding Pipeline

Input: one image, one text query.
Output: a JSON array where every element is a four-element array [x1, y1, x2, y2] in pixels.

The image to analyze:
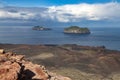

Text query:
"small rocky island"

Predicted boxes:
[[64, 26, 90, 34], [32, 26, 51, 31]]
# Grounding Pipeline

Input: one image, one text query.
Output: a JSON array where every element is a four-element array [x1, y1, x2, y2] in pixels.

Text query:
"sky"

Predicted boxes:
[[1, 0, 116, 7], [0, 0, 120, 27]]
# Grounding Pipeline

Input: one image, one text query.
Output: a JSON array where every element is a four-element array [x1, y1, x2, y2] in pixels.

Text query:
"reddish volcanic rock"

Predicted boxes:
[[0, 62, 21, 80], [0, 49, 71, 80], [22, 61, 49, 80]]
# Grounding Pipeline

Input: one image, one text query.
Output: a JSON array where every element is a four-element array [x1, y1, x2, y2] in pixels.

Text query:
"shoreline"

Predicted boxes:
[[0, 43, 119, 51]]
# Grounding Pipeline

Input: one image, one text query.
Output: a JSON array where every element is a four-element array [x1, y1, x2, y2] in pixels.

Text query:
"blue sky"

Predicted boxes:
[[2, 0, 118, 7], [0, 0, 120, 27]]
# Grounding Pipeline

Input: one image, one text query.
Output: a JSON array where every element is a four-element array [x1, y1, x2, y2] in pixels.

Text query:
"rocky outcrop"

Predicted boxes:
[[0, 49, 71, 80], [0, 61, 21, 80]]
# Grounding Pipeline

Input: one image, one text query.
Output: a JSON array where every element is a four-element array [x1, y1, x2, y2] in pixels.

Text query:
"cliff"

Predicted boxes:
[[64, 26, 90, 34], [0, 49, 71, 80]]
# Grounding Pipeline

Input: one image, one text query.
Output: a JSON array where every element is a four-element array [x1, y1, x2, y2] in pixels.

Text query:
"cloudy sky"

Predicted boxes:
[[0, 0, 120, 27]]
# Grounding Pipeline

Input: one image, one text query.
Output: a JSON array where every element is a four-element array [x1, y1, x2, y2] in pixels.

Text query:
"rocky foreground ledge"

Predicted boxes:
[[0, 44, 120, 80], [0, 49, 71, 80]]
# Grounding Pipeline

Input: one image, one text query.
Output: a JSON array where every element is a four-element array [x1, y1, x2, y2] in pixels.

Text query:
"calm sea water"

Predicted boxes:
[[0, 26, 120, 51]]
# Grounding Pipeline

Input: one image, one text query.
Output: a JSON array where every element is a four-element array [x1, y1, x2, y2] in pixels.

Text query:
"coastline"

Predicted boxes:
[[0, 43, 119, 51], [0, 43, 120, 80], [0, 26, 120, 51]]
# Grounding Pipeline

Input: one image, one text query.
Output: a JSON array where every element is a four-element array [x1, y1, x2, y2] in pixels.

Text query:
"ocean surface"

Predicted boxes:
[[0, 26, 120, 51]]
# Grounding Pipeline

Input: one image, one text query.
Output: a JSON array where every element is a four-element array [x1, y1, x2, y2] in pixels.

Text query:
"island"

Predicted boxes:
[[32, 26, 51, 31], [64, 26, 90, 34]]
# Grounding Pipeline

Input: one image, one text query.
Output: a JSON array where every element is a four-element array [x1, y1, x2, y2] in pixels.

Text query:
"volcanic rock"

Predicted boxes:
[[0, 49, 71, 80]]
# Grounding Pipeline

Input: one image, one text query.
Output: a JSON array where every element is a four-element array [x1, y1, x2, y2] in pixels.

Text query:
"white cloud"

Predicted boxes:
[[47, 2, 120, 22], [0, 2, 120, 23], [0, 9, 36, 20]]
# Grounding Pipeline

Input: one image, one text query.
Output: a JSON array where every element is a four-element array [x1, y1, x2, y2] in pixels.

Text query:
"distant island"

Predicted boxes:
[[64, 26, 90, 34], [32, 26, 51, 31]]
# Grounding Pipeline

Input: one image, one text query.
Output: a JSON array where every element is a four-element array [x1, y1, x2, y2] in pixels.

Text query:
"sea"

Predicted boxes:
[[0, 26, 120, 51]]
